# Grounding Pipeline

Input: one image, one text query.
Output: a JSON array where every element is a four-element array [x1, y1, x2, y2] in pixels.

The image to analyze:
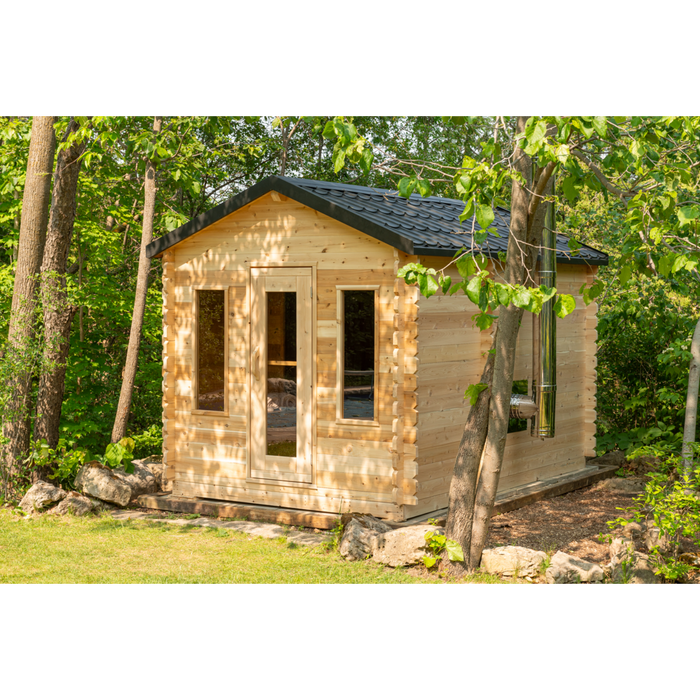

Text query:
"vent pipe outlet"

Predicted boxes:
[[531, 182, 557, 439]]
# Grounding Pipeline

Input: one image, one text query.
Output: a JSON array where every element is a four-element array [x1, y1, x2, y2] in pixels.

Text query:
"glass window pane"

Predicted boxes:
[[197, 290, 225, 411], [266, 291, 298, 456], [343, 290, 375, 420]]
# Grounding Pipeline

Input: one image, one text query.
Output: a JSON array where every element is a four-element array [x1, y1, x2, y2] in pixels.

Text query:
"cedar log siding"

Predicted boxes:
[[161, 191, 598, 521], [402, 257, 597, 519], [162, 192, 403, 520]]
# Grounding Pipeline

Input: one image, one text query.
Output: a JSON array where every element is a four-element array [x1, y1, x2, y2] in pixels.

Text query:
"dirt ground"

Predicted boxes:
[[486, 485, 637, 564]]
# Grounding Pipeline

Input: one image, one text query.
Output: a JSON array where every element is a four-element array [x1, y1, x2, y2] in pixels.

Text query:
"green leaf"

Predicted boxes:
[[416, 178, 432, 197], [619, 265, 632, 285], [445, 539, 464, 562], [465, 383, 488, 406], [440, 275, 451, 295], [472, 311, 498, 331], [465, 276, 482, 305], [422, 555, 438, 569], [398, 177, 416, 198], [554, 294, 576, 318], [359, 148, 373, 174], [455, 254, 477, 280], [678, 205, 700, 227], [322, 120, 337, 139], [562, 176, 580, 204], [493, 282, 511, 307], [418, 273, 439, 298], [592, 116, 607, 137], [511, 287, 532, 309], [476, 204, 495, 230]]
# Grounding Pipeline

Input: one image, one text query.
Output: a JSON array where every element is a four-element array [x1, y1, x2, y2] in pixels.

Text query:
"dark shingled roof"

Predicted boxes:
[[146, 175, 609, 266]]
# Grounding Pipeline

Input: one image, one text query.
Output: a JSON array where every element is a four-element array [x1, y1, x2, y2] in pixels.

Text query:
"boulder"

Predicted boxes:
[[75, 461, 132, 507], [644, 526, 672, 555], [591, 478, 645, 494], [545, 551, 604, 583], [595, 450, 628, 467], [605, 536, 662, 583], [372, 524, 444, 568], [48, 491, 98, 516], [481, 546, 547, 578], [339, 514, 393, 561], [136, 457, 171, 492], [112, 461, 158, 498], [18, 481, 67, 514]]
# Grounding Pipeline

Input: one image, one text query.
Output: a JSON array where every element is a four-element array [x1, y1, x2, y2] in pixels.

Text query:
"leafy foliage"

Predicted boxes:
[[609, 444, 700, 581], [422, 530, 464, 569]]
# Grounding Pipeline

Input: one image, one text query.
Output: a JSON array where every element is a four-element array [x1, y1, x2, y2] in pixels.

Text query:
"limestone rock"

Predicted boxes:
[[75, 461, 132, 507], [621, 521, 644, 542], [372, 524, 444, 568], [679, 552, 700, 567], [112, 461, 158, 498], [608, 536, 661, 583], [481, 546, 547, 578], [545, 551, 604, 583], [339, 515, 393, 561], [49, 491, 98, 516], [644, 526, 672, 555], [591, 477, 645, 494], [19, 481, 67, 514], [138, 457, 171, 492], [595, 450, 628, 467]]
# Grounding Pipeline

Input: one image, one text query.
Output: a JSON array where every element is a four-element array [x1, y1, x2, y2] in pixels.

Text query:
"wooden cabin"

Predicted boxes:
[[146, 176, 608, 522]]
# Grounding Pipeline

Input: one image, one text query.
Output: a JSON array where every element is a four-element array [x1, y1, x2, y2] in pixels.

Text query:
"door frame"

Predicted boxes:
[[246, 263, 317, 486]]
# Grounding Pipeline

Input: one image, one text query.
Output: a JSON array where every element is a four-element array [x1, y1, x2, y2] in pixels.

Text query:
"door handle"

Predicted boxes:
[[252, 346, 261, 380]]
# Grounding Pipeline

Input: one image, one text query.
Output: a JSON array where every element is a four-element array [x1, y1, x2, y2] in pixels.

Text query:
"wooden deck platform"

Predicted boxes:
[[138, 463, 619, 530]]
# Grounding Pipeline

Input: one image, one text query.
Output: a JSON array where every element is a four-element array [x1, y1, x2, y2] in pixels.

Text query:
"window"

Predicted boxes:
[[337, 287, 377, 422], [508, 379, 529, 433], [196, 289, 227, 412]]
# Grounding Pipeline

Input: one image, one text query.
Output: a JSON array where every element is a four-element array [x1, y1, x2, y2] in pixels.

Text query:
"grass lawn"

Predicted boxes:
[[0, 509, 506, 584]]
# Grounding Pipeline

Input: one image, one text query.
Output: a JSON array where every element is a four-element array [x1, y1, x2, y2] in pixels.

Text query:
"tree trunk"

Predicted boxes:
[[111, 116, 162, 444], [34, 119, 87, 475], [442, 341, 495, 576], [682, 316, 700, 476], [470, 138, 555, 568], [2, 116, 56, 477], [468, 117, 535, 567]]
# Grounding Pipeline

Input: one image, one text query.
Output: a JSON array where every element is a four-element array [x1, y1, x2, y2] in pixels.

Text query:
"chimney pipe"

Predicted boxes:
[[531, 178, 557, 439]]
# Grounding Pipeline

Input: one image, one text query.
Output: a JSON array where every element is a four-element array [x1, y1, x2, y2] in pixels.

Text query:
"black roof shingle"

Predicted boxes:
[[146, 175, 609, 266]]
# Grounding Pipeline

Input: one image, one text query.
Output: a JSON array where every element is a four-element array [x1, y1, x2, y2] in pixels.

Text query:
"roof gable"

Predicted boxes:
[[146, 175, 609, 266]]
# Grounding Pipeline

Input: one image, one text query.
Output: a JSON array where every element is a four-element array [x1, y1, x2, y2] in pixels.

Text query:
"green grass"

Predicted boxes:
[[0, 509, 504, 584]]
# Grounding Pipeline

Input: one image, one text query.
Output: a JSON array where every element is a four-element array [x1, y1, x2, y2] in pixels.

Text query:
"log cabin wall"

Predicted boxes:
[[161, 192, 405, 520], [403, 257, 598, 520]]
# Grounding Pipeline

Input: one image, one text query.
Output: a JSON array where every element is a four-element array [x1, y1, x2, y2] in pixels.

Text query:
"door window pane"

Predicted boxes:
[[197, 289, 225, 411], [266, 291, 298, 455], [342, 290, 375, 420]]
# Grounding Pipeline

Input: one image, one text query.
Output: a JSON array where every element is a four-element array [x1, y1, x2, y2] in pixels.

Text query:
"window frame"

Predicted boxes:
[[335, 285, 380, 425], [192, 285, 229, 416]]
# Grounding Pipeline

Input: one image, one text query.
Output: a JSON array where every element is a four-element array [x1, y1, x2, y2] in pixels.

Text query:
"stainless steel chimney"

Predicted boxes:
[[531, 185, 557, 439]]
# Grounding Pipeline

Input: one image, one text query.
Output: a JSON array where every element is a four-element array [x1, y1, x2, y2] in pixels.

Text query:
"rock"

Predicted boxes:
[[545, 551, 604, 583], [621, 521, 644, 541], [112, 461, 158, 498], [591, 477, 645, 494], [339, 514, 394, 561], [48, 491, 97, 516], [481, 546, 547, 578], [644, 526, 672, 555], [679, 552, 700, 567], [18, 481, 67, 513], [595, 450, 628, 467], [607, 536, 661, 583], [372, 524, 444, 568], [75, 461, 132, 507], [147, 458, 172, 492]]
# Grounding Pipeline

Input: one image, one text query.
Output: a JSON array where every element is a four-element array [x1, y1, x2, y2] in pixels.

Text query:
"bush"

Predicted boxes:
[[609, 444, 700, 580]]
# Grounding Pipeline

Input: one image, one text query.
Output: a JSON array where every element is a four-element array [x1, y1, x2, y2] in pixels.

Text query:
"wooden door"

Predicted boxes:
[[250, 267, 313, 483]]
